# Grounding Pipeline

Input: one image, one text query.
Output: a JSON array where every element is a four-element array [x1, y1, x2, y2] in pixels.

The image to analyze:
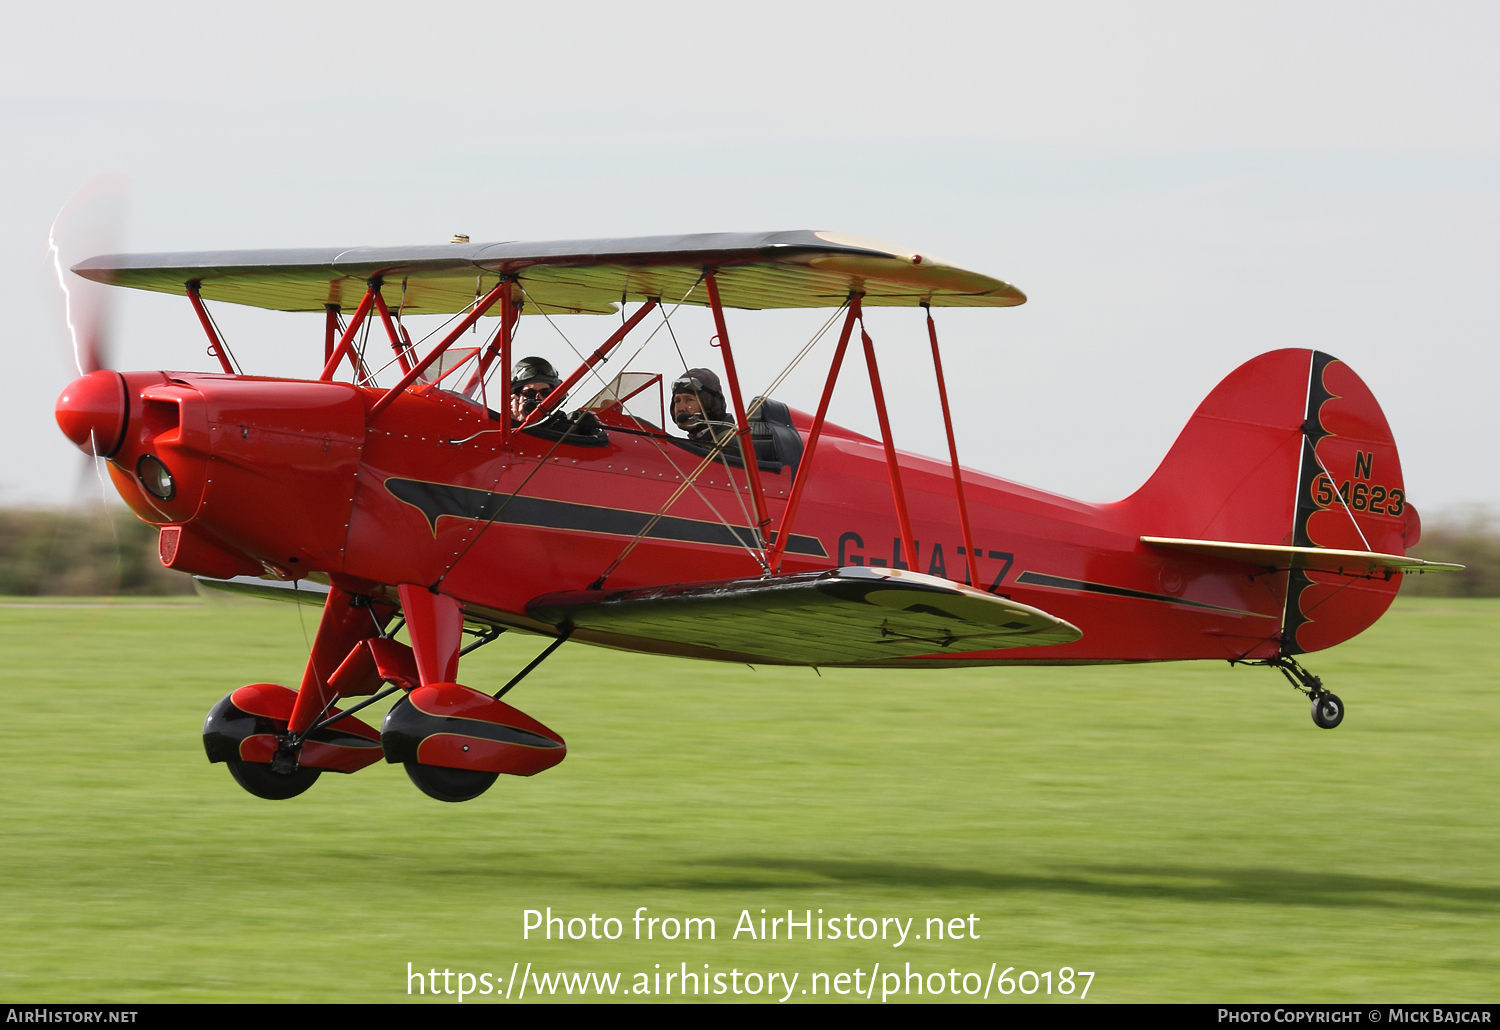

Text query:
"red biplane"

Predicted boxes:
[[53, 230, 1460, 802]]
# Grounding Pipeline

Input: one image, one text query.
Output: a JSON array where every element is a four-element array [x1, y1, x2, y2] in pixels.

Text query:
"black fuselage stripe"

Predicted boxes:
[[386, 478, 827, 557], [1015, 571, 1262, 616]]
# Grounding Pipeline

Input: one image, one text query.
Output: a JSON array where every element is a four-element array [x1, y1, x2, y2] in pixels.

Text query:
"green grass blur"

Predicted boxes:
[[0, 593, 1495, 1003]]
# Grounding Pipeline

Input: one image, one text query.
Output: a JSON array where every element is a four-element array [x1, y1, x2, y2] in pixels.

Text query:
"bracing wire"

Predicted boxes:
[[714, 439, 765, 558], [664, 307, 691, 373], [589, 301, 848, 588], [614, 414, 768, 566], [590, 421, 764, 588], [357, 295, 502, 392], [611, 277, 703, 375], [701, 300, 848, 555], [203, 303, 243, 374], [1307, 442, 1374, 552], [431, 414, 591, 589], [516, 284, 616, 394], [749, 301, 847, 417], [698, 300, 847, 551], [587, 277, 775, 566], [472, 305, 527, 400], [437, 278, 737, 584], [353, 310, 374, 385], [437, 287, 847, 590]]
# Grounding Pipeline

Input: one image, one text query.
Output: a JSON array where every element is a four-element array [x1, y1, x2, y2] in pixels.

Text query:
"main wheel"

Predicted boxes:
[[404, 762, 498, 803], [1311, 692, 1345, 729], [226, 759, 322, 800]]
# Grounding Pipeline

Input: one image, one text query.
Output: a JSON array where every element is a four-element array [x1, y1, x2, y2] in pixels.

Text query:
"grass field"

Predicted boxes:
[[1, 594, 1496, 1003]]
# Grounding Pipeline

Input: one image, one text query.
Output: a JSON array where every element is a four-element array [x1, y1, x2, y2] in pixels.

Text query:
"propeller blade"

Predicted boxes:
[[46, 174, 129, 376]]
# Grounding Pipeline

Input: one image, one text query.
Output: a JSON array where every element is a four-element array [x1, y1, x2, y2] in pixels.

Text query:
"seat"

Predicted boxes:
[[749, 397, 803, 476]]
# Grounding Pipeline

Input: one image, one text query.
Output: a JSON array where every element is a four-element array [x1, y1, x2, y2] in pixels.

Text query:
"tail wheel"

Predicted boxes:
[[226, 759, 321, 800], [403, 762, 498, 803], [1311, 692, 1345, 730]]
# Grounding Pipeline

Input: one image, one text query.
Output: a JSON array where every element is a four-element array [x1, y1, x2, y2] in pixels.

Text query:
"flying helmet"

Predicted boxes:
[[671, 367, 727, 422], [511, 356, 564, 414], [512, 356, 562, 392]]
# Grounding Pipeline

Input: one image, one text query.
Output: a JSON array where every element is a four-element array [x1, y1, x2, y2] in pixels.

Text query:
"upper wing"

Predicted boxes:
[[1141, 536, 1464, 575], [71, 229, 1025, 316], [527, 566, 1080, 666]]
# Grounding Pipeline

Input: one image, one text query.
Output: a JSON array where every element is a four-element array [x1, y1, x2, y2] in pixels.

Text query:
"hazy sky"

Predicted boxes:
[[4, 1, 1496, 519]]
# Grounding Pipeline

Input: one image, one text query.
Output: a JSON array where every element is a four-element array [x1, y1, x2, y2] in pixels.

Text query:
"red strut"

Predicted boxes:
[[373, 289, 414, 375], [185, 282, 235, 375], [926, 306, 980, 588], [323, 304, 339, 367], [862, 319, 919, 573], [704, 271, 772, 542], [368, 279, 513, 420], [767, 297, 861, 573], [319, 286, 377, 382], [467, 284, 517, 446], [519, 298, 660, 428]]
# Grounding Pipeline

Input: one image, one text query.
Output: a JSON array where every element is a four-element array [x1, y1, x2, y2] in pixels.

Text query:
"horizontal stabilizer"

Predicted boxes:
[[527, 566, 1081, 666], [1141, 537, 1463, 576]]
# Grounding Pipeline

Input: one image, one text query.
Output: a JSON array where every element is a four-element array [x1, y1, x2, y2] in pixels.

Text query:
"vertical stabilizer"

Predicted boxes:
[[1125, 349, 1419, 655]]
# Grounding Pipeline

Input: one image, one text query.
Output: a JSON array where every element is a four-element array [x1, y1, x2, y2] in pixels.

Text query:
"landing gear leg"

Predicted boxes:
[[1255, 655, 1344, 729], [380, 591, 569, 802], [389, 585, 496, 800]]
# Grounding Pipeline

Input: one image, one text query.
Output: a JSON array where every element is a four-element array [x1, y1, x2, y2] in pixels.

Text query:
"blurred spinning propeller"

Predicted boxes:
[[46, 174, 132, 588], [47, 174, 128, 378]]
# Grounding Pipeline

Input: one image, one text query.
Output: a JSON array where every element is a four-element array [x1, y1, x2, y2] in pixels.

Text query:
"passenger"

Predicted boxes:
[[671, 368, 733, 446], [511, 356, 564, 420]]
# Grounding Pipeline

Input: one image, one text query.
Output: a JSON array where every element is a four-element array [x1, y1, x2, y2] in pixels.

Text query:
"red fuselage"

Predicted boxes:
[[72, 362, 1400, 668]]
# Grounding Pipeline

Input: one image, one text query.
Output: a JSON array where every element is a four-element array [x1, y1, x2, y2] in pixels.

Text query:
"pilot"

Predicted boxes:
[[671, 367, 733, 446], [511, 356, 564, 420]]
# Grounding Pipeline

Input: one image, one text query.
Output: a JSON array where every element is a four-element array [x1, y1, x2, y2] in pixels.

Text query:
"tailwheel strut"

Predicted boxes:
[[1244, 654, 1344, 730]]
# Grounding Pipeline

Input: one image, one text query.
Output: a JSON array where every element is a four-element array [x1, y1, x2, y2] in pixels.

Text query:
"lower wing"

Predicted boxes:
[[527, 566, 1081, 666]]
